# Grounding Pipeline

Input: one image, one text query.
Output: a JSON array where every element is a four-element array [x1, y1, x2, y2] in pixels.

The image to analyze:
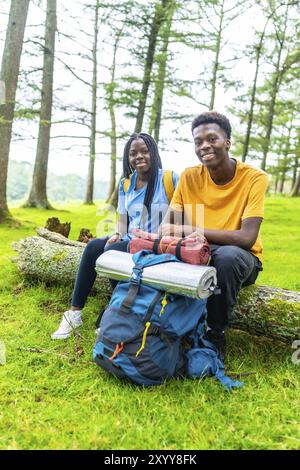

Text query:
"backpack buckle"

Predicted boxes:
[[131, 264, 143, 285], [209, 285, 221, 295]]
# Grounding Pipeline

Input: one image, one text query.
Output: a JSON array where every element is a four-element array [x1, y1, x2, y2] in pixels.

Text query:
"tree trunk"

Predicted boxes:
[[291, 171, 300, 196], [0, 0, 30, 222], [25, 0, 56, 209], [148, 0, 175, 143], [274, 174, 279, 193], [261, 73, 282, 172], [107, 106, 117, 200], [107, 176, 121, 208], [291, 130, 299, 190], [242, 4, 282, 163], [84, 1, 99, 205], [279, 157, 289, 194], [292, 156, 299, 188], [13, 229, 300, 344], [134, 0, 166, 133], [279, 173, 285, 193], [106, 34, 120, 201], [108, 1, 167, 206], [242, 42, 262, 162], [209, 0, 224, 111], [261, 6, 288, 171], [279, 131, 291, 194]]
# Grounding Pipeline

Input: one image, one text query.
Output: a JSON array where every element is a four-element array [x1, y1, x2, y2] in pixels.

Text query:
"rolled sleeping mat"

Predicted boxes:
[[95, 250, 217, 300]]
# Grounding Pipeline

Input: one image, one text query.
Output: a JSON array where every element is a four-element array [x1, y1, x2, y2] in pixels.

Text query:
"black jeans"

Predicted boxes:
[[71, 237, 129, 309], [207, 244, 262, 332]]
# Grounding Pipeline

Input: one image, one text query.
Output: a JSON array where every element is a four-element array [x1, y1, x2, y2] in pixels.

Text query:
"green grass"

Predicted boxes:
[[0, 197, 299, 450]]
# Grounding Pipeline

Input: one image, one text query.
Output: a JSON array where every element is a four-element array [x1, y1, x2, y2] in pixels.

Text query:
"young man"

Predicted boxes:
[[159, 111, 269, 361]]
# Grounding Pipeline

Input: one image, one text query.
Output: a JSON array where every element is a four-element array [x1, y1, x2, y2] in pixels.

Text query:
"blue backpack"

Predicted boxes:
[[93, 250, 243, 390]]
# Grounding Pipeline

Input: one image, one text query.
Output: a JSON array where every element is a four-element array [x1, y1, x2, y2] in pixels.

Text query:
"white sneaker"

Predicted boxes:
[[51, 310, 83, 340]]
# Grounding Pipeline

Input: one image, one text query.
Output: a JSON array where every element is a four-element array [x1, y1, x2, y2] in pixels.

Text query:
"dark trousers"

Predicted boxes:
[[207, 245, 262, 332], [71, 237, 129, 309]]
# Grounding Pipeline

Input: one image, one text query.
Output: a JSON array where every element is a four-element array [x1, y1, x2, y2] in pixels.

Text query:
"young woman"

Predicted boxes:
[[51, 132, 179, 339]]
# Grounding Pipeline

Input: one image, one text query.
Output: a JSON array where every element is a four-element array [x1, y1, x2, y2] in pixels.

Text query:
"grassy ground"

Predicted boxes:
[[0, 196, 299, 450]]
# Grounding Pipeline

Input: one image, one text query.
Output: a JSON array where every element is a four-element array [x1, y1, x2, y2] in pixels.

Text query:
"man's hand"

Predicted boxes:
[[204, 217, 263, 250], [105, 233, 121, 246]]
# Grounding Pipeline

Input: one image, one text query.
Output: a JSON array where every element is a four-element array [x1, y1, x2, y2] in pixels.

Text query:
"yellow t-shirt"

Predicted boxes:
[[170, 160, 269, 261]]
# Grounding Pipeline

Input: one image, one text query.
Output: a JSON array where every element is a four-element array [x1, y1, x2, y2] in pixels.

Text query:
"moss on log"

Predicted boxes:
[[13, 230, 111, 294], [13, 229, 300, 343], [233, 286, 300, 343]]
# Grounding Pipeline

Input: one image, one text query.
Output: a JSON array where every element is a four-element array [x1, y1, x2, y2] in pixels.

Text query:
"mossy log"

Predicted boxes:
[[12, 229, 111, 294], [232, 286, 300, 343], [13, 229, 300, 343]]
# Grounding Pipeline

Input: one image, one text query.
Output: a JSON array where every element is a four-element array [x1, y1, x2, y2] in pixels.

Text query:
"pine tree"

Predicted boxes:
[[134, 0, 168, 133], [84, 0, 100, 205], [25, 0, 57, 208], [148, 0, 177, 143], [0, 0, 30, 222]]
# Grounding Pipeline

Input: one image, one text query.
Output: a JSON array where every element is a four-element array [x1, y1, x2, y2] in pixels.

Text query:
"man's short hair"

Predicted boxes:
[[191, 111, 232, 139]]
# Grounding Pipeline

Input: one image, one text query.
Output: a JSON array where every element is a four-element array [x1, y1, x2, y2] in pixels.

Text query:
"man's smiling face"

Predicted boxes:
[[192, 123, 231, 170]]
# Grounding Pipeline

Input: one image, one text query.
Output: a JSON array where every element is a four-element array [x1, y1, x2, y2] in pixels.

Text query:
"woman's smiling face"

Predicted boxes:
[[129, 138, 151, 175]]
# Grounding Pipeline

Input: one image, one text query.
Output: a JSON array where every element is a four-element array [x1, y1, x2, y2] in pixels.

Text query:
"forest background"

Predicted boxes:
[[0, 0, 299, 215], [0, 0, 300, 451]]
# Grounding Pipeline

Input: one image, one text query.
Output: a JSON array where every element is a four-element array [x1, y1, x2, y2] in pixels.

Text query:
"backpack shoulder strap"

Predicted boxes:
[[123, 177, 130, 193], [132, 250, 178, 268], [124, 172, 174, 199], [163, 170, 175, 203]]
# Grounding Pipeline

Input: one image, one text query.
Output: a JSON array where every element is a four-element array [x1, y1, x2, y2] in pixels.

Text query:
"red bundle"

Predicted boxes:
[[129, 229, 211, 265]]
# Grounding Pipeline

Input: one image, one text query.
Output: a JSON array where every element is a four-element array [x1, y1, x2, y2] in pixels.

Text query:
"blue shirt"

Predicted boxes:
[[117, 169, 179, 241]]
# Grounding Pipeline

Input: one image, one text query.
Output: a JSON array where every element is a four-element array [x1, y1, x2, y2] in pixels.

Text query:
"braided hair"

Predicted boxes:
[[123, 133, 162, 217]]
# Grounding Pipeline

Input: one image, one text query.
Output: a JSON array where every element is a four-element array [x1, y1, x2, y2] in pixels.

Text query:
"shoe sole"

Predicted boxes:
[[51, 323, 82, 340], [51, 331, 74, 340]]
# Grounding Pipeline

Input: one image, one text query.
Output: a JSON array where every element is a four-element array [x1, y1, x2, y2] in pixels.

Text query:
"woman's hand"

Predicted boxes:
[[106, 233, 122, 246], [185, 231, 206, 243]]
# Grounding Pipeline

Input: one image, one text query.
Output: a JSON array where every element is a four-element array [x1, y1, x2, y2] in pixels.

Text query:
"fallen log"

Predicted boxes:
[[231, 286, 300, 343], [12, 229, 111, 293], [12, 229, 300, 343]]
